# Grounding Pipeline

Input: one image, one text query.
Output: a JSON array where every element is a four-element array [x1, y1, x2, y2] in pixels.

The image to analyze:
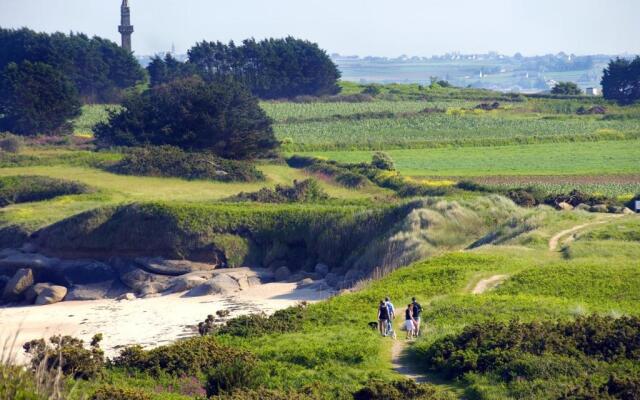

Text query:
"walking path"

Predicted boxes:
[[471, 274, 508, 294], [548, 215, 623, 251], [391, 339, 428, 383]]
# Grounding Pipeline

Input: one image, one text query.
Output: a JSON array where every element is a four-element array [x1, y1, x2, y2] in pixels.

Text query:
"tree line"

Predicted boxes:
[[147, 37, 341, 99]]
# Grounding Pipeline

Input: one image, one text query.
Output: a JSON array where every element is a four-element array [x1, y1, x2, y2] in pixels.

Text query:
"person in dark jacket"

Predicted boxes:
[[411, 297, 423, 336], [377, 300, 390, 336]]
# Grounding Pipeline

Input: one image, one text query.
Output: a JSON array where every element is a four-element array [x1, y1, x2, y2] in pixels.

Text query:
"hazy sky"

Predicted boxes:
[[1, 0, 639, 57]]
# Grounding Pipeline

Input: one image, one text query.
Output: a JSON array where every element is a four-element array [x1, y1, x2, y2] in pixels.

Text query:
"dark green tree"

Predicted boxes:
[[601, 57, 640, 105], [551, 81, 582, 95], [0, 61, 81, 135], [95, 76, 277, 159], [0, 28, 145, 102], [149, 37, 341, 99]]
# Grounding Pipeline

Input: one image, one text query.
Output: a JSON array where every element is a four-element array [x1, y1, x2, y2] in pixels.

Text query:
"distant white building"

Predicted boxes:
[[585, 87, 601, 96]]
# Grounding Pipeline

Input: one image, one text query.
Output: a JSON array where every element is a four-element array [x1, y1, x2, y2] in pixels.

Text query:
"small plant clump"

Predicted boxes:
[[201, 305, 308, 338], [23, 334, 104, 380], [353, 379, 453, 400], [0, 132, 23, 153], [90, 385, 152, 400], [0, 175, 90, 207], [231, 179, 329, 203], [108, 146, 265, 182]]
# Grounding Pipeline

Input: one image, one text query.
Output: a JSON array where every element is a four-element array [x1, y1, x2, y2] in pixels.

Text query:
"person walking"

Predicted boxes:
[[411, 297, 423, 337], [404, 304, 417, 340], [377, 300, 390, 337], [384, 297, 396, 337]]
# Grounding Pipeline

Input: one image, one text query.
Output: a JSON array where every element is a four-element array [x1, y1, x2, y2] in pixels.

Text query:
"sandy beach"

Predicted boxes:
[[1, 282, 333, 363]]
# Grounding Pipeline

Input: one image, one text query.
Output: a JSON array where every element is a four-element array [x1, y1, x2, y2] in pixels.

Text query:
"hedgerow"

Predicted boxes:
[[107, 146, 264, 182], [0, 175, 91, 207], [230, 179, 329, 202]]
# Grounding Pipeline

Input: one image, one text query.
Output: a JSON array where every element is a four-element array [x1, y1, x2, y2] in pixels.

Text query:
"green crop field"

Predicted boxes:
[[299, 140, 640, 177]]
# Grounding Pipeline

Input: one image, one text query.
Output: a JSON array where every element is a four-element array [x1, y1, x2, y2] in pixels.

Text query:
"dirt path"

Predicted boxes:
[[548, 215, 624, 251], [391, 340, 428, 383], [471, 275, 508, 294]]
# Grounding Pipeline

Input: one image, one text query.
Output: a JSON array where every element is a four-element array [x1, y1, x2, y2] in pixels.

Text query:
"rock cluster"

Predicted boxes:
[[0, 245, 340, 307]]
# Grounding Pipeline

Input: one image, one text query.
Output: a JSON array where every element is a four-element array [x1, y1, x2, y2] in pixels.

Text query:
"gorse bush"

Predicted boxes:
[[23, 334, 104, 380], [353, 379, 453, 400], [0, 175, 90, 207], [111, 336, 255, 377], [423, 315, 640, 379], [95, 76, 278, 159], [0, 132, 23, 153], [231, 179, 329, 203], [108, 146, 265, 182], [371, 152, 395, 171], [204, 305, 307, 338], [91, 385, 151, 400]]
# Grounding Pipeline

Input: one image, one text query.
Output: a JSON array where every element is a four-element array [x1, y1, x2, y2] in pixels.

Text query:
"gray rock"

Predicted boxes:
[[66, 281, 115, 301], [185, 274, 241, 297], [274, 266, 291, 282], [575, 203, 591, 211], [297, 278, 315, 288], [24, 283, 55, 303], [622, 207, 635, 215], [117, 292, 136, 301], [34, 285, 67, 305], [344, 268, 364, 284], [590, 204, 609, 213], [308, 280, 331, 292], [19, 243, 38, 253], [169, 271, 214, 293], [557, 202, 573, 211], [59, 260, 116, 286], [324, 273, 341, 288], [119, 267, 174, 296], [314, 263, 329, 277], [134, 257, 217, 276], [247, 276, 262, 287], [268, 259, 288, 271], [2, 268, 34, 299], [0, 253, 59, 270]]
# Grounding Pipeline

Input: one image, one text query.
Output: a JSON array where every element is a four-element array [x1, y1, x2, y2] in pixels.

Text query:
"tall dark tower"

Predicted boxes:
[[118, 0, 134, 52]]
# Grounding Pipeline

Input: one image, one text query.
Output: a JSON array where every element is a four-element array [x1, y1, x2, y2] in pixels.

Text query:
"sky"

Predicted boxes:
[[1, 0, 639, 57]]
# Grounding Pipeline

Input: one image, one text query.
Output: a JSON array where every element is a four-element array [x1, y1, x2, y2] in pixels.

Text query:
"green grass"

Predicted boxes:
[[72, 104, 119, 136], [299, 140, 640, 177]]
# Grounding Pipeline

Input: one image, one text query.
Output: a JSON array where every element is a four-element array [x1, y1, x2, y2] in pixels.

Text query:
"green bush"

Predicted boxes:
[[423, 316, 640, 379], [205, 358, 264, 396], [23, 334, 104, 380], [108, 146, 265, 182], [231, 179, 329, 203], [0, 175, 90, 207], [353, 379, 450, 400], [560, 374, 640, 399], [211, 305, 307, 338], [111, 336, 255, 377], [0, 132, 23, 153], [371, 152, 395, 171], [91, 385, 151, 400]]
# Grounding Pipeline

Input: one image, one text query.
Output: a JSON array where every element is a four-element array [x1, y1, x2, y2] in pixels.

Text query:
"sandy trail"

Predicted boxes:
[[471, 274, 508, 294], [548, 215, 626, 251], [1, 283, 332, 364], [391, 340, 428, 383]]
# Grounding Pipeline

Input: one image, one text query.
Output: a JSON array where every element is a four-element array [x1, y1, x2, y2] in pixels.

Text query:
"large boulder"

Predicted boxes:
[[184, 274, 241, 297], [168, 271, 215, 293], [24, 283, 67, 305], [134, 257, 217, 276], [215, 268, 262, 290], [557, 202, 574, 211], [2, 268, 34, 299], [0, 253, 60, 280], [314, 263, 329, 278], [35, 285, 67, 305], [324, 273, 341, 288], [575, 203, 591, 212], [274, 266, 291, 282], [66, 281, 115, 301], [58, 260, 116, 286], [590, 204, 608, 213], [119, 267, 174, 296]]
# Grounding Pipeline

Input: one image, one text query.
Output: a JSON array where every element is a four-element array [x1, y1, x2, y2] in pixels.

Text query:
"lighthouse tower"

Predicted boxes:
[[118, 0, 134, 52]]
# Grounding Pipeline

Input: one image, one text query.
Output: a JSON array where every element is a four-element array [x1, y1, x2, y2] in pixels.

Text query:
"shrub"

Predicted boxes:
[[205, 358, 264, 396], [0, 175, 90, 207], [211, 305, 307, 338], [371, 152, 395, 171], [108, 146, 264, 182], [362, 85, 381, 96], [336, 171, 368, 188], [91, 386, 151, 400], [506, 188, 540, 207], [212, 388, 321, 399], [423, 316, 640, 379], [0, 132, 23, 153], [552, 82, 583, 96], [353, 379, 449, 400], [23, 334, 104, 380], [95, 76, 278, 159], [111, 336, 254, 377], [0, 61, 82, 135], [231, 179, 329, 203], [560, 374, 640, 399]]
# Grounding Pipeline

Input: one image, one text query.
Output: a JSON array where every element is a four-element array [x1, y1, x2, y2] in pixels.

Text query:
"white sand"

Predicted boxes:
[[1, 283, 333, 364]]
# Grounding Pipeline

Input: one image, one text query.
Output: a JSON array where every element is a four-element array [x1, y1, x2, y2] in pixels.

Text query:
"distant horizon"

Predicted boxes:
[[1, 0, 638, 58]]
